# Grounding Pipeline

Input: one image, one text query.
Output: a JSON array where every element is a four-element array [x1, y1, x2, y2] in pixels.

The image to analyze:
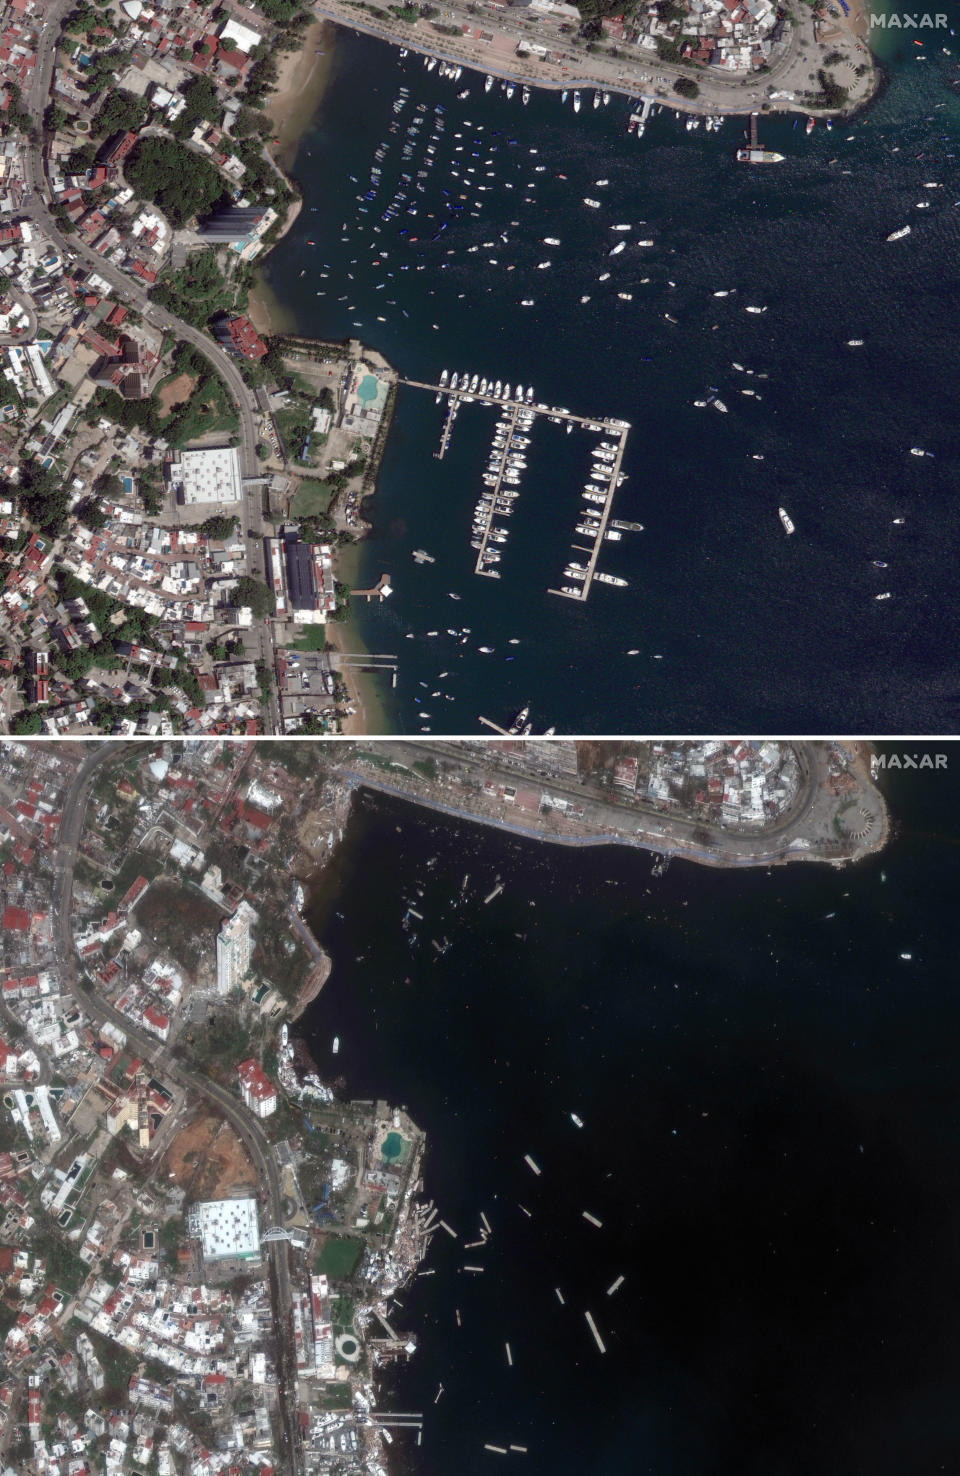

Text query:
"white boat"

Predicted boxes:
[[470, 373, 479, 391], [485, 74, 494, 92], [713, 399, 727, 413], [609, 241, 625, 256], [778, 507, 795, 535], [598, 271, 610, 282], [886, 225, 911, 241], [875, 591, 892, 601], [543, 236, 561, 245], [478, 645, 494, 652], [450, 372, 459, 389], [332, 1036, 340, 1054], [713, 289, 730, 297], [504, 383, 512, 400], [847, 339, 864, 347], [617, 292, 632, 300], [611, 223, 631, 231], [745, 305, 766, 314], [494, 380, 502, 398], [573, 91, 581, 112], [536, 260, 551, 269], [570, 1113, 584, 1128], [520, 299, 534, 306], [580, 295, 591, 303], [592, 91, 600, 109], [522, 86, 530, 105], [910, 447, 928, 457], [440, 368, 449, 386], [595, 572, 628, 587], [583, 197, 600, 208]]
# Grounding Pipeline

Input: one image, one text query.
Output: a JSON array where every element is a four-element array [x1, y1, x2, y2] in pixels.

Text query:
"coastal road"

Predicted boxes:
[[364, 741, 859, 868], [54, 745, 303, 1476], [25, 6, 280, 731], [306, 0, 867, 118]]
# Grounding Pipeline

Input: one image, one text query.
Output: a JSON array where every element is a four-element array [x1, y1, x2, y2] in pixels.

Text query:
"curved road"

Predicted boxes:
[[26, 4, 279, 730], [55, 744, 302, 1474]]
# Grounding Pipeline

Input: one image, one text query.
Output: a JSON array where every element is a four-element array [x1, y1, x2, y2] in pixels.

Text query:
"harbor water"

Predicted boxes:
[[261, 27, 960, 733], [302, 755, 960, 1474]]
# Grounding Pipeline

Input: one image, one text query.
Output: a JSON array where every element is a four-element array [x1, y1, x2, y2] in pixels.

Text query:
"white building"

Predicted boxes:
[[215, 900, 257, 996], [168, 446, 242, 506], [237, 1057, 277, 1118], [187, 1197, 261, 1262], [219, 16, 262, 52]]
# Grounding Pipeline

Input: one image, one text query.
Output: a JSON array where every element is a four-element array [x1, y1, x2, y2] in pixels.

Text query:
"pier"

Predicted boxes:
[[547, 425, 630, 603], [350, 572, 394, 601], [473, 401, 521, 578], [401, 377, 630, 437]]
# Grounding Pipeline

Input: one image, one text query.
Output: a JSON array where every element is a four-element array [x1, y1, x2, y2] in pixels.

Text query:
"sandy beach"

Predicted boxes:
[[247, 20, 336, 336]]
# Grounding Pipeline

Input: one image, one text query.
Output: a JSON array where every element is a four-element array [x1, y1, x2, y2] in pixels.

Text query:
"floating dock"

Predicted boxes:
[[606, 1275, 625, 1296], [505, 1342, 513, 1367], [523, 1154, 542, 1176], [474, 402, 521, 578], [582, 1210, 603, 1229], [585, 1311, 607, 1354], [549, 425, 631, 604]]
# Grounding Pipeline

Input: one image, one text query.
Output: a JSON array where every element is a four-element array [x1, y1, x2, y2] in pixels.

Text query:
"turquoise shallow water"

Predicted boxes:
[[262, 27, 960, 734]]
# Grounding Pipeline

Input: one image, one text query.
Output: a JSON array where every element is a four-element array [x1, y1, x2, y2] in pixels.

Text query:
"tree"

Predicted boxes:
[[0, 274, 9, 296], [125, 137, 229, 227], [233, 576, 273, 619], [45, 103, 70, 133], [91, 88, 148, 138], [673, 76, 700, 99], [197, 514, 238, 540], [10, 710, 42, 735], [17, 461, 72, 535], [169, 75, 224, 138], [75, 496, 107, 531]]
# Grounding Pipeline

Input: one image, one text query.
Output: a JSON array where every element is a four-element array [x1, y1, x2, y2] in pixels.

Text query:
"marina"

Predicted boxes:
[[400, 376, 634, 600]]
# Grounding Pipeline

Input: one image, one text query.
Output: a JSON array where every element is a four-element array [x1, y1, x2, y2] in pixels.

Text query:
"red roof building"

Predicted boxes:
[[237, 1057, 277, 1118], [2, 905, 29, 933]]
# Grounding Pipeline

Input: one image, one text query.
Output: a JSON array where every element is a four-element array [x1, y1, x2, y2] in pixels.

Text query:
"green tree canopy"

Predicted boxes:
[[233, 576, 273, 619], [125, 137, 229, 227]]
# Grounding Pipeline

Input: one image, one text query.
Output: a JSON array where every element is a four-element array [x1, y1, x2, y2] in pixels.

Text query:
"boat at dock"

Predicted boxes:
[[736, 147, 785, 163]]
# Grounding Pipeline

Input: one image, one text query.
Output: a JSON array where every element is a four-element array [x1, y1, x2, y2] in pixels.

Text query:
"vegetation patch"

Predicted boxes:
[[126, 137, 230, 227]]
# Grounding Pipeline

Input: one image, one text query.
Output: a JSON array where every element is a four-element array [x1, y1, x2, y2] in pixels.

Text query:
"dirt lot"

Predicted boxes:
[[157, 372, 196, 416], [163, 1112, 254, 1199]]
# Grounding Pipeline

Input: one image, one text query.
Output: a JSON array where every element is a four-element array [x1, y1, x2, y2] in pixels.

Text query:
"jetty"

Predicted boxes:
[[350, 572, 394, 601], [473, 402, 521, 578], [548, 424, 631, 604]]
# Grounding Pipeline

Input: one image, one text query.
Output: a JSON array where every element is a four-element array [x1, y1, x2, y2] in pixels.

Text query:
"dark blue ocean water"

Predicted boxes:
[[303, 752, 960, 1475], [262, 28, 960, 734]]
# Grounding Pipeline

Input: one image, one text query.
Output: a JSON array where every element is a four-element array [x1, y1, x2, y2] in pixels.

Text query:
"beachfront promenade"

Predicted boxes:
[[341, 740, 889, 869], [308, 0, 875, 118]]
